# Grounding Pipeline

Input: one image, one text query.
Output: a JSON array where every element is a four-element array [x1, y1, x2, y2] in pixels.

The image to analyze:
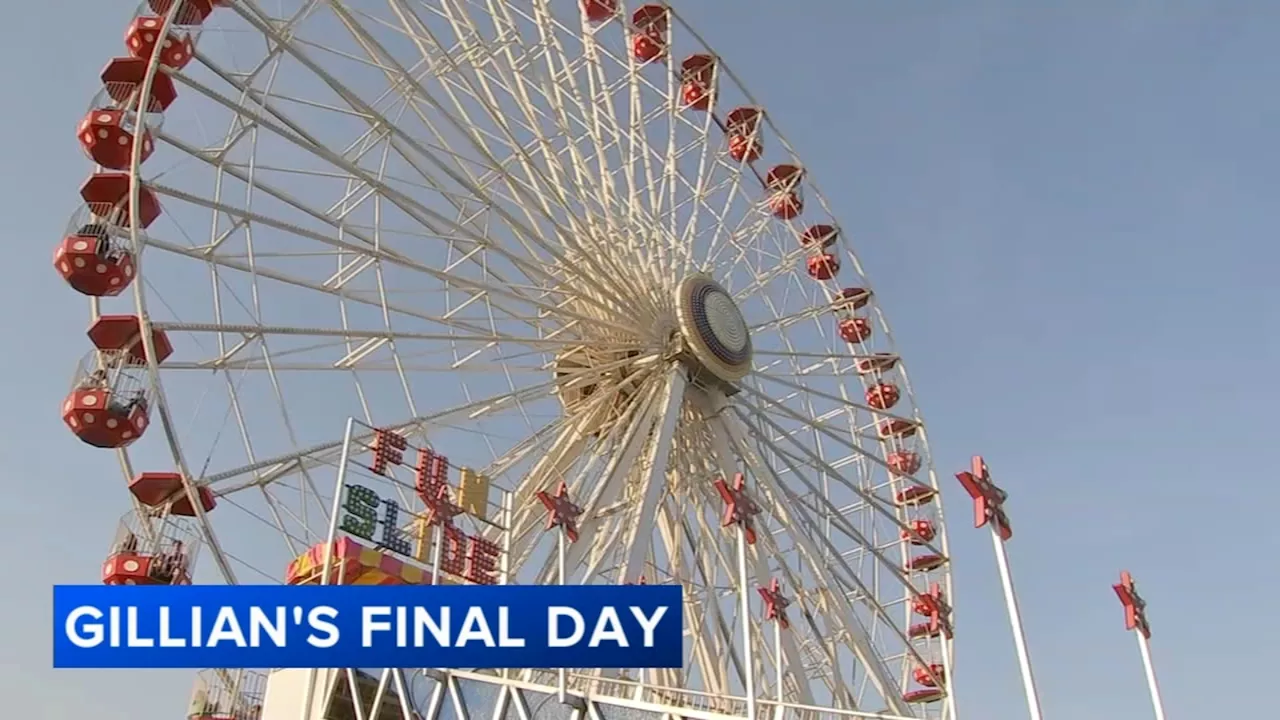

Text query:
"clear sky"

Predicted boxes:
[[2, 1, 1276, 719]]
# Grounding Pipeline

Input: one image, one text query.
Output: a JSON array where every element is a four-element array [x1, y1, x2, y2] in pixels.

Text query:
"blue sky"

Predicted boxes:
[[2, 1, 1276, 719]]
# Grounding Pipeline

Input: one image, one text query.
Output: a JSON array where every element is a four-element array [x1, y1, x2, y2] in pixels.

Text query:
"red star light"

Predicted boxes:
[[1113, 570, 1151, 639], [912, 582, 953, 639], [536, 480, 583, 543], [425, 484, 462, 527], [758, 578, 791, 629], [714, 472, 761, 544], [955, 455, 1012, 541]]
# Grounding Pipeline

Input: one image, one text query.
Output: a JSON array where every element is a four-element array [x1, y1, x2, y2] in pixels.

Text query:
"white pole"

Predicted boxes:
[[423, 520, 446, 684], [737, 528, 757, 720], [299, 417, 356, 720], [430, 523, 443, 585], [498, 490, 513, 681], [557, 528, 567, 704], [773, 618, 783, 705], [990, 525, 1044, 720], [499, 490, 512, 586], [1136, 632, 1167, 720]]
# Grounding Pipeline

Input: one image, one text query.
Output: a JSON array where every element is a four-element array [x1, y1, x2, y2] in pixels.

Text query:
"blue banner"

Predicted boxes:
[[53, 584, 682, 669]]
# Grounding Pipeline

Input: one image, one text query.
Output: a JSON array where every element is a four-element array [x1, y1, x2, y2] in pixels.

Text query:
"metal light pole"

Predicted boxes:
[[1113, 571, 1166, 720], [757, 578, 791, 708], [715, 472, 762, 720], [956, 455, 1044, 720], [537, 480, 583, 705]]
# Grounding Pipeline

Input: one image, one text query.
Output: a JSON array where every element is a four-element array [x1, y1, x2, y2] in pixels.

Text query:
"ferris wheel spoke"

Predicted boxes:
[[692, 394, 821, 705], [747, 305, 836, 333], [137, 188, 536, 344], [668, 162, 747, 290], [736, 379, 907, 481], [745, 543, 822, 704], [612, 367, 684, 583], [387, 1, 613, 233], [752, 371, 919, 433], [696, 197, 760, 283], [532, 0, 692, 295], [588, 448, 747, 696], [203, 391, 565, 567], [728, 244, 823, 306], [696, 159, 799, 279], [505, 441, 594, 568], [438, 352, 658, 506], [707, 216, 789, 292], [545, 429, 656, 585], [655, 497, 736, 697], [748, 524, 840, 705], [660, 504, 732, 691], [174, 320, 645, 520], [149, 323, 646, 348], [540, 4, 712, 279], [207, 352, 331, 557], [523, 374, 682, 586], [534, 7, 768, 293], [205, 373, 559, 493], [710, 411, 911, 717], [168, 62, 644, 336], [142, 234, 623, 371], [145, 177, 642, 340], [670, 116, 728, 280], [727, 401, 948, 685], [597, 41, 667, 279], [523, 443, 629, 583], [269, 0, 656, 319], [577, 15, 695, 295], [729, 389, 914, 537], [551, 379, 664, 575], [156, 358, 555, 373], [519, 379, 660, 573], [753, 348, 897, 362], [505, 365, 672, 574], [750, 355, 873, 377], [249, 480, 312, 559], [520, 7, 649, 288], [735, 416, 941, 637], [475, 407, 587, 484]]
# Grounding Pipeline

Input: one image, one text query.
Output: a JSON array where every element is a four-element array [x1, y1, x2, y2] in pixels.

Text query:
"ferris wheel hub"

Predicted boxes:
[[674, 275, 752, 386]]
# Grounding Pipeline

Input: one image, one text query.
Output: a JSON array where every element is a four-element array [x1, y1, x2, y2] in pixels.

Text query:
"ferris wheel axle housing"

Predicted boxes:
[[552, 274, 750, 433], [672, 275, 752, 397]]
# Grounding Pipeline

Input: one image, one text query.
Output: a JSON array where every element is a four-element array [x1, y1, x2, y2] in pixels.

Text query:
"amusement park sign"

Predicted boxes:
[[338, 429, 502, 586]]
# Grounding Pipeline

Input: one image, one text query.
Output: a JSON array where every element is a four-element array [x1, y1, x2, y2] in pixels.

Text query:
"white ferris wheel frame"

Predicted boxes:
[[80, 1, 959, 719]]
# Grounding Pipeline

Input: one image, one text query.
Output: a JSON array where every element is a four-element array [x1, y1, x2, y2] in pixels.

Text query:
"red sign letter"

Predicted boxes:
[[465, 536, 500, 585], [370, 429, 406, 476]]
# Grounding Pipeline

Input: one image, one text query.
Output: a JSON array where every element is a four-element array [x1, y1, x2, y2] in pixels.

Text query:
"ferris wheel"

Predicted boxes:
[[57, 1, 956, 719]]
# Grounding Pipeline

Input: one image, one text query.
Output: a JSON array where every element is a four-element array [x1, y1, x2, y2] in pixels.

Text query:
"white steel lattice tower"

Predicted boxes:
[[57, 1, 957, 719]]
